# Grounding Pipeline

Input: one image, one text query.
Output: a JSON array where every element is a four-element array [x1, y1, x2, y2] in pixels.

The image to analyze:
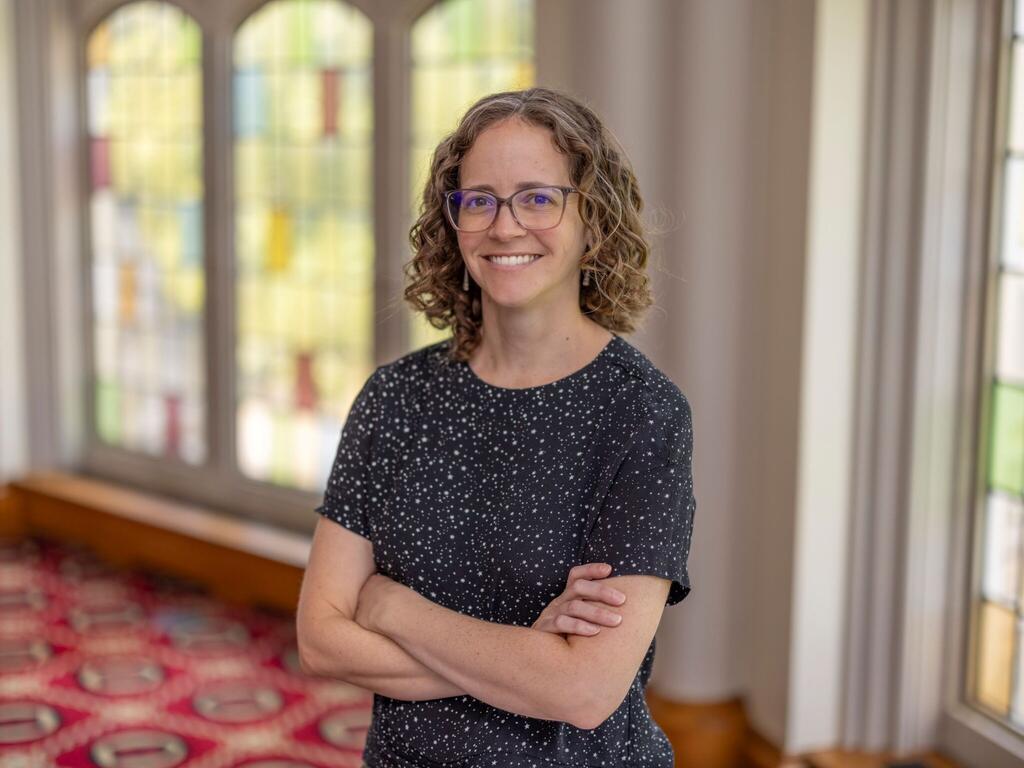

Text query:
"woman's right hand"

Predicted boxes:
[[531, 563, 627, 637]]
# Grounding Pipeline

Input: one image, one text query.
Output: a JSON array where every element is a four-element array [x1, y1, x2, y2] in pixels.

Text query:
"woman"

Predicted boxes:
[[296, 87, 696, 768]]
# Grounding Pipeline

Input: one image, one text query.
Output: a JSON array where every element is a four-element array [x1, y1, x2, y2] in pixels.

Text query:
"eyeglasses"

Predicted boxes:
[[443, 186, 579, 232]]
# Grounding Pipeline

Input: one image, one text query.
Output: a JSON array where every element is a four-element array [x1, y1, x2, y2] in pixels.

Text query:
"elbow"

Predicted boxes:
[[295, 631, 321, 678], [564, 676, 629, 731], [295, 619, 340, 680], [570, 702, 614, 731], [558, 679, 618, 731]]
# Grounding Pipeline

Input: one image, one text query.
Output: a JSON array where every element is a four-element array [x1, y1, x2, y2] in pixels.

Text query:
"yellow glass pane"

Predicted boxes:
[[976, 600, 1016, 714]]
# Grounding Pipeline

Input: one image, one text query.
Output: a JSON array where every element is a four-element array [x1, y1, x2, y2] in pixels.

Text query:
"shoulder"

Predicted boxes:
[[364, 338, 455, 406], [604, 337, 693, 465]]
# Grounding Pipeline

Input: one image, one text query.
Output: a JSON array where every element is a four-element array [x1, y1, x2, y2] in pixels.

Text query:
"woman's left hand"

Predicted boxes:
[[354, 572, 401, 632]]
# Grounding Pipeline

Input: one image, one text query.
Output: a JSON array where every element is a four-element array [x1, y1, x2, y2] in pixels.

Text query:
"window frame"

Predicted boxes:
[[940, 0, 1024, 764]]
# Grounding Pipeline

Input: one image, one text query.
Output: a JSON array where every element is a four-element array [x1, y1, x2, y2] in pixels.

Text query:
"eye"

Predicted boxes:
[[520, 190, 558, 207], [462, 193, 495, 210]]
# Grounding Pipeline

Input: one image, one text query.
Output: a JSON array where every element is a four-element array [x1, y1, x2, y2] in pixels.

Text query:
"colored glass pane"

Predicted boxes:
[[976, 601, 1015, 714], [86, 2, 205, 464], [233, 0, 373, 492], [990, 382, 1024, 495], [408, 0, 535, 351]]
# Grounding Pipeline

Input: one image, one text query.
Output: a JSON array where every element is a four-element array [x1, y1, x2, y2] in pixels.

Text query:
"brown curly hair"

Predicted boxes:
[[404, 87, 653, 363]]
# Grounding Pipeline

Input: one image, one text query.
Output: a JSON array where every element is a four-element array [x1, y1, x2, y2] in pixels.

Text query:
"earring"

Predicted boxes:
[[463, 267, 470, 291], [582, 270, 591, 287]]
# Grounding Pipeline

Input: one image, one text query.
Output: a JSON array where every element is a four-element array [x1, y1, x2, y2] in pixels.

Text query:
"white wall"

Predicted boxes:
[[0, 0, 27, 484], [786, 0, 868, 752]]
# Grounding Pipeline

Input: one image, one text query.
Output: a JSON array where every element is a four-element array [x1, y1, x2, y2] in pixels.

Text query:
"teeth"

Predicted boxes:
[[488, 254, 541, 266]]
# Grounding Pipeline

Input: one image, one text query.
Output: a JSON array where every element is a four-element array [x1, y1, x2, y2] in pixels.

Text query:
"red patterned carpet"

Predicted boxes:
[[0, 537, 371, 768]]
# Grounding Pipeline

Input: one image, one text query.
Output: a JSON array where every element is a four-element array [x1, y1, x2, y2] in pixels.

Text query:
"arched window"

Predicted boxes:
[[408, 0, 535, 351], [86, 2, 205, 463], [233, 0, 373, 491], [974, 0, 1024, 729], [78, 0, 535, 522]]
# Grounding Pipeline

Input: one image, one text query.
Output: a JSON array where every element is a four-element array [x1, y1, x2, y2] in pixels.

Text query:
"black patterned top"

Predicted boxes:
[[315, 333, 697, 768]]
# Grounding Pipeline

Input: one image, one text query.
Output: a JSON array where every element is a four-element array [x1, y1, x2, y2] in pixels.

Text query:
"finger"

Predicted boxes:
[[555, 613, 601, 635], [572, 578, 627, 606], [565, 598, 623, 627], [567, 562, 612, 585]]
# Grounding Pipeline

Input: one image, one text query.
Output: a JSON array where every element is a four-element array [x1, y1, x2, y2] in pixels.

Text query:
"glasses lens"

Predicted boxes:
[[448, 190, 497, 232], [511, 187, 566, 230]]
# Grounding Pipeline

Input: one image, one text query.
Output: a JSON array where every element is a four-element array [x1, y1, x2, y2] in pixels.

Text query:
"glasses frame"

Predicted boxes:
[[443, 185, 579, 232]]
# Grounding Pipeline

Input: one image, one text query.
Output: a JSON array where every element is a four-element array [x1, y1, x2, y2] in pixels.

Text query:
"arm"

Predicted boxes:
[[296, 517, 467, 701], [355, 572, 670, 729], [355, 574, 579, 724]]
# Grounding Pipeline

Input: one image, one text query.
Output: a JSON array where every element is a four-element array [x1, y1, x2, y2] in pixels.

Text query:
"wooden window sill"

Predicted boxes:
[[3, 470, 310, 611]]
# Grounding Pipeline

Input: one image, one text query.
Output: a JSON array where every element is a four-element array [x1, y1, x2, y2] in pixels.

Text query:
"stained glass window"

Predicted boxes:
[[408, 0, 535, 351], [974, 0, 1024, 729], [233, 0, 373, 491], [87, 2, 205, 463]]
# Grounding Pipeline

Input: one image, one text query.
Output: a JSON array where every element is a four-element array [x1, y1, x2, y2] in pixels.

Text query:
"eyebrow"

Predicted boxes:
[[460, 181, 562, 193]]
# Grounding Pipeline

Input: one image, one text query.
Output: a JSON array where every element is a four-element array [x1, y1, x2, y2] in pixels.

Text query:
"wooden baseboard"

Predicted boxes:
[[0, 482, 28, 537], [6, 471, 309, 612], [804, 750, 963, 768]]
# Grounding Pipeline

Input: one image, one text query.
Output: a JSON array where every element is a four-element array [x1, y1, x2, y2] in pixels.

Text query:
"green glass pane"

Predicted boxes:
[[95, 379, 121, 443], [990, 381, 1024, 494]]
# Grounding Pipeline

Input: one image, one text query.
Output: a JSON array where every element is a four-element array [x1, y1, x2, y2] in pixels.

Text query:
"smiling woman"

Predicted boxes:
[[296, 87, 697, 768]]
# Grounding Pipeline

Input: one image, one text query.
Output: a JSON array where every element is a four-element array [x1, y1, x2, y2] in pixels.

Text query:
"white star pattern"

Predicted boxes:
[[315, 334, 696, 768]]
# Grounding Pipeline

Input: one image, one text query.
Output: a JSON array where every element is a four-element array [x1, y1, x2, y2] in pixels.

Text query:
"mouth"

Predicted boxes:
[[482, 253, 544, 269]]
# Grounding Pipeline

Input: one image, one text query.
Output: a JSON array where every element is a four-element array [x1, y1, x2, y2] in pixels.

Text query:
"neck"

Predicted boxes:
[[469, 301, 613, 389]]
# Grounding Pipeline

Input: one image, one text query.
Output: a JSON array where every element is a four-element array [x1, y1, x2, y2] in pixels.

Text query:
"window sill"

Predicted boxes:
[[940, 702, 1024, 768], [5, 469, 311, 611]]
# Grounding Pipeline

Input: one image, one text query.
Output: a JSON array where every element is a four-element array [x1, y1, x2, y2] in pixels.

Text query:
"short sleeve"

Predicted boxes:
[[314, 368, 385, 540], [581, 392, 696, 606]]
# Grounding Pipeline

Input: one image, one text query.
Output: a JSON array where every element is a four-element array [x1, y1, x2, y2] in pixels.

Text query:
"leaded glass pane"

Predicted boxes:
[[1003, 158, 1024, 272], [408, 0, 535, 351], [977, 600, 1016, 715], [233, 0, 373, 491], [998, 273, 1024, 383], [983, 494, 1023, 605], [86, 2, 206, 464], [990, 382, 1024, 495]]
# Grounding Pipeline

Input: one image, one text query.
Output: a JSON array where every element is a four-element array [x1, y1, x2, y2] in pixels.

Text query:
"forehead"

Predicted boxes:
[[459, 119, 571, 189]]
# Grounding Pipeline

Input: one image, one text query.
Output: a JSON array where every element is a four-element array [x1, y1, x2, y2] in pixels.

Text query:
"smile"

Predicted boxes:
[[483, 253, 543, 268]]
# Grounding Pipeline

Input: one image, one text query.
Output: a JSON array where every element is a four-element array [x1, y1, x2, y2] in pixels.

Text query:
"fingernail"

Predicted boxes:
[[614, 592, 626, 602]]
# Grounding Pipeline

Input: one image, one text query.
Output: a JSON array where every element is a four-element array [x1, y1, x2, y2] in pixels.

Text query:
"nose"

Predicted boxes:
[[489, 200, 526, 239]]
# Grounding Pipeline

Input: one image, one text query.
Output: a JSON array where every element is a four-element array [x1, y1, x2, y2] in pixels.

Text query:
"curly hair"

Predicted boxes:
[[404, 87, 653, 363]]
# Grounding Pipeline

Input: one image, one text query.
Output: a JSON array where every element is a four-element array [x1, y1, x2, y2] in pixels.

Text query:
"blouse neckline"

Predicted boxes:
[[460, 333, 621, 394]]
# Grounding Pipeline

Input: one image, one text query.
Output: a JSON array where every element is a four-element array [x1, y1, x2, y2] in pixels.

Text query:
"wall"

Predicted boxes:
[[0, 0, 28, 484]]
